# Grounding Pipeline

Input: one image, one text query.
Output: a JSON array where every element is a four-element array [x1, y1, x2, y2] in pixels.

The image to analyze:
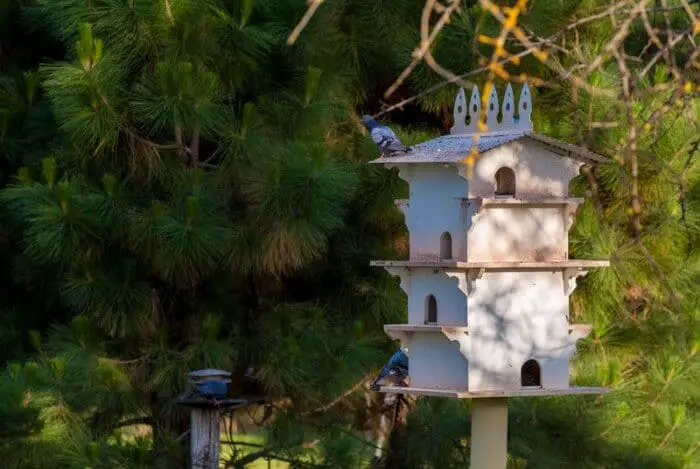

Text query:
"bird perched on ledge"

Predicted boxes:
[[361, 115, 412, 157], [370, 346, 409, 391]]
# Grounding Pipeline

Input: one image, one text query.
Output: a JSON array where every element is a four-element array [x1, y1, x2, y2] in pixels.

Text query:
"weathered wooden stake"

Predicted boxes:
[[176, 369, 246, 469], [190, 407, 221, 469], [469, 398, 508, 469]]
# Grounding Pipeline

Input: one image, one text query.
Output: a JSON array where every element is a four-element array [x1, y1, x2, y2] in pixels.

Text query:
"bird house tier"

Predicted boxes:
[[369, 82, 610, 398], [373, 261, 607, 395]]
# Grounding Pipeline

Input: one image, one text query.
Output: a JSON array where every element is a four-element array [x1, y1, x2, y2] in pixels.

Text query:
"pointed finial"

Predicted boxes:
[[451, 87, 468, 134], [517, 82, 533, 130], [465, 85, 481, 133], [501, 83, 515, 128], [449, 81, 532, 134], [485, 84, 499, 128]]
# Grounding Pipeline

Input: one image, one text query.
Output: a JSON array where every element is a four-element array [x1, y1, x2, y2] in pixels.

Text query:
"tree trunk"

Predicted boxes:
[[189, 131, 200, 167], [175, 126, 189, 165]]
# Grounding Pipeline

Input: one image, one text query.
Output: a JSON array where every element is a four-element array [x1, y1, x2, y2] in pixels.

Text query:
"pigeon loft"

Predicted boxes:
[[369, 82, 610, 398]]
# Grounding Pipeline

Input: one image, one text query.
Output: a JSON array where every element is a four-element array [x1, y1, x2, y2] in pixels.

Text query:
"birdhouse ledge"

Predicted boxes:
[[370, 260, 610, 270], [379, 385, 608, 399]]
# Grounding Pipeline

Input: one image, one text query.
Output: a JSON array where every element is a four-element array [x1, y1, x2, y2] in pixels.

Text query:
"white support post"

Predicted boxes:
[[190, 408, 221, 469], [470, 398, 509, 469]]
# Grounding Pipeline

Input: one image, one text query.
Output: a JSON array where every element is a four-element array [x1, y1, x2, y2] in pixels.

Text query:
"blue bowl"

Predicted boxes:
[[195, 380, 229, 399]]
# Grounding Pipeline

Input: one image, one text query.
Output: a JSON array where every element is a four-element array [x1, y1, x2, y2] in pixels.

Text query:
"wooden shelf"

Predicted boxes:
[[379, 385, 608, 399], [484, 197, 583, 205], [384, 324, 588, 334], [384, 324, 468, 332], [461, 196, 584, 232], [384, 325, 470, 356], [371, 260, 610, 269], [460, 197, 583, 206]]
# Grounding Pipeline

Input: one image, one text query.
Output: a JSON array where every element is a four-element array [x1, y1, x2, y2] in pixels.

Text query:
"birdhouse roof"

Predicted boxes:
[[368, 131, 606, 165], [369, 82, 606, 166]]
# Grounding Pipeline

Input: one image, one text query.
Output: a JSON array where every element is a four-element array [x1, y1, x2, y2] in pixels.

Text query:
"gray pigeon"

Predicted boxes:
[[361, 115, 411, 157]]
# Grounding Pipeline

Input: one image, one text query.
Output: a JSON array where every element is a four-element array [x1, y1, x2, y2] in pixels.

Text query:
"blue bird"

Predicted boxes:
[[370, 346, 409, 391], [361, 115, 412, 157]]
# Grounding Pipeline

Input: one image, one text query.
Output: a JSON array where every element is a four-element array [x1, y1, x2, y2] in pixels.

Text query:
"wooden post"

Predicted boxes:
[[176, 369, 248, 469], [190, 407, 221, 469], [469, 398, 508, 469]]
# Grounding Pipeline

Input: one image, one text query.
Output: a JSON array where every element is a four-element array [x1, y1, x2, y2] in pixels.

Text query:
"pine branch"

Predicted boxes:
[[612, 43, 641, 240], [112, 416, 153, 430], [124, 127, 187, 154], [164, 0, 175, 25], [302, 374, 372, 416], [87, 70, 192, 158], [220, 440, 264, 447], [384, 0, 464, 99], [656, 422, 680, 449], [287, 0, 326, 46], [227, 446, 280, 468], [678, 138, 699, 258]]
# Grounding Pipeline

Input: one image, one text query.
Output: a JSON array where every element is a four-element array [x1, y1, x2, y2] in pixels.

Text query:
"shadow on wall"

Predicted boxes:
[[465, 277, 576, 390], [468, 205, 567, 261], [405, 264, 576, 390]]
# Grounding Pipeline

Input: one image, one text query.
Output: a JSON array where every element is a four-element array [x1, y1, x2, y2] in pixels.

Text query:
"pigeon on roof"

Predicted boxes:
[[361, 115, 411, 157]]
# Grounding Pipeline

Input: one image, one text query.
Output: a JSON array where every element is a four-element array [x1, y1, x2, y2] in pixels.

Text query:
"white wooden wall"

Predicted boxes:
[[468, 141, 581, 198], [397, 165, 468, 261], [467, 206, 568, 262], [404, 270, 468, 325], [410, 334, 469, 389], [466, 271, 572, 391]]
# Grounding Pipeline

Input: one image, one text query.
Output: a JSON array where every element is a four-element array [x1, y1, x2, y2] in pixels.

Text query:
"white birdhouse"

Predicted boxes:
[[370, 82, 609, 398]]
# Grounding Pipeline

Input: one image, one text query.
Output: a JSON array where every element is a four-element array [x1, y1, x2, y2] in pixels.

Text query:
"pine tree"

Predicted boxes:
[[0, 0, 408, 466]]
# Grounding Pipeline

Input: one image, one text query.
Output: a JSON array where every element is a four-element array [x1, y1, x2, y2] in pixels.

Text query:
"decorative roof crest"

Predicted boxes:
[[450, 82, 532, 135]]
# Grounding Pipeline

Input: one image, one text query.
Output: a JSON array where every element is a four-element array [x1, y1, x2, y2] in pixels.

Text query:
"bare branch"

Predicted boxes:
[[287, 0, 326, 45], [384, 0, 464, 99], [302, 374, 373, 416]]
